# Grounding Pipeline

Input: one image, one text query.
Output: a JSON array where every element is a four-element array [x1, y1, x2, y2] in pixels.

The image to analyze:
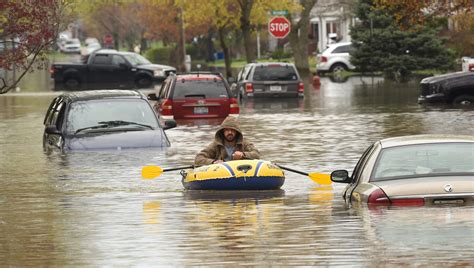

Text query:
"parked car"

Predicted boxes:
[[461, 57, 474, 72], [148, 72, 239, 120], [418, 71, 474, 106], [51, 49, 176, 90], [43, 90, 177, 152], [330, 134, 474, 206], [60, 38, 81, 54], [232, 62, 304, 99], [316, 42, 356, 74]]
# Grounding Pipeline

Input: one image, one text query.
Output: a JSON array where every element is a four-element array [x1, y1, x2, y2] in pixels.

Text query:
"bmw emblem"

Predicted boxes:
[[444, 184, 453, 193]]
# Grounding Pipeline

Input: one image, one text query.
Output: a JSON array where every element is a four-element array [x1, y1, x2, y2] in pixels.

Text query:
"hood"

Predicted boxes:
[[66, 130, 168, 151], [137, 64, 176, 72], [215, 116, 242, 140], [420, 71, 474, 84]]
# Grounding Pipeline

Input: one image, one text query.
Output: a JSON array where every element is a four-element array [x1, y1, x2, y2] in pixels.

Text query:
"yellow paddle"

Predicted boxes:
[[275, 164, 332, 185], [142, 163, 332, 185], [142, 165, 194, 179]]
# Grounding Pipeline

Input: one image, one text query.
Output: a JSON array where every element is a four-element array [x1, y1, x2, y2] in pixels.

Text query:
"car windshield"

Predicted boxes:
[[123, 53, 151, 66], [252, 65, 298, 81], [371, 142, 474, 181], [66, 99, 159, 134], [173, 79, 229, 98]]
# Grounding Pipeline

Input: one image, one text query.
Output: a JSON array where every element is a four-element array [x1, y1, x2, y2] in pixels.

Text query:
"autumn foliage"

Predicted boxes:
[[0, 0, 69, 93]]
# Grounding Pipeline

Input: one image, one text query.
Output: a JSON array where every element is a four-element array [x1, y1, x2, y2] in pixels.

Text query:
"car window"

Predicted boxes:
[[252, 65, 298, 81], [172, 79, 228, 98], [44, 97, 60, 125], [111, 55, 126, 66], [159, 79, 172, 99], [332, 45, 353, 54], [65, 99, 159, 134], [50, 101, 65, 128], [92, 54, 111, 65], [371, 142, 474, 181], [351, 143, 376, 183]]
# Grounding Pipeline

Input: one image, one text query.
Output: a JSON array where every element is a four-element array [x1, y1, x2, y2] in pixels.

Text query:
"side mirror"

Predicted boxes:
[[330, 170, 351, 183], [119, 63, 128, 69], [163, 119, 177, 130], [147, 93, 158, 100], [45, 125, 61, 135]]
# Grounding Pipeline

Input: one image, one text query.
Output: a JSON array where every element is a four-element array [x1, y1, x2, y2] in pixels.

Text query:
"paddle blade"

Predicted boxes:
[[308, 173, 332, 185], [142, 166, 164, 179]]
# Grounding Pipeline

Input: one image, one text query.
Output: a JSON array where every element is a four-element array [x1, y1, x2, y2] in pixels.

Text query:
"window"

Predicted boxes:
[[92, 54, 111, 65], [111, 55, 126, 66], [172, 79, 228, 98], [371, 143, 474, 181], [252, 65, 298, 81], [66, 99, 159, 134], [332, 45, 353, 54]]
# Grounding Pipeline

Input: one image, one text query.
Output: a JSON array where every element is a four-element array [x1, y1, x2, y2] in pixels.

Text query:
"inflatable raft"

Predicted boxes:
[[181, 160, 285, 190]]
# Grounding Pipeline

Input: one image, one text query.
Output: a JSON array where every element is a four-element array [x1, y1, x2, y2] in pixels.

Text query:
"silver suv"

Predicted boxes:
[[316, 42, 356, 74], [231, 62, 304, 99]]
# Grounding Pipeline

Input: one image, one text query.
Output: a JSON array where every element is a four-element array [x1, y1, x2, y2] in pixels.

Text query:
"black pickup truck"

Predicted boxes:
[[418, 71, 474, 106], [50, 49, 176, 90]]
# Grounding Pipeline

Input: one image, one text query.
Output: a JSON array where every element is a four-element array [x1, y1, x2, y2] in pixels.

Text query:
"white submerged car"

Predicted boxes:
[[331, 134, 474, 206]]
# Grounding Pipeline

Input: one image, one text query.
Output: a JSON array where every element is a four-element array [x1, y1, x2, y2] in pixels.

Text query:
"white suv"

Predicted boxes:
[[316, 42, 356, 74]]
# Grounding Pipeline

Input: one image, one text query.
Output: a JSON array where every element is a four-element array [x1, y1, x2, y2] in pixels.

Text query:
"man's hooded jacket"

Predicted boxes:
[[194, 116, 260, 165]]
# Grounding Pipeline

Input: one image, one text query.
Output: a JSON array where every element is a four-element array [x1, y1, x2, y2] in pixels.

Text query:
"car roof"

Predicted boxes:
[[175, 73, 223, 81], [328, 42, 352, 47], [250, 62, 295, 67], [59, 90, 145, 102], [379, 134, 474, 148]]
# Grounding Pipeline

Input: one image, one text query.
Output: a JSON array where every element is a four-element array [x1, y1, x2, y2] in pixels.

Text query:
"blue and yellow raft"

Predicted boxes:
[[181, 160, 285, 190]]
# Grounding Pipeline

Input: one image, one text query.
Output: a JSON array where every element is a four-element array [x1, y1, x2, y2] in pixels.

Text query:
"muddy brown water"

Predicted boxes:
[[0, 68, 473, 266]]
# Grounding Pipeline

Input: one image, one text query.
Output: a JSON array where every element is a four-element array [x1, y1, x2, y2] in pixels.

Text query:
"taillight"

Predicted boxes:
[[160, 99, 173, 116], [298, 82, 304, 93], [321, 56, 327, 63], [368, 188, 391, 205], [469, 64, 474, 71], [245, 83, 254, 93], [391, 198, 424, 206], [229, 98, 239, 115], [49, 67, 55, 76]]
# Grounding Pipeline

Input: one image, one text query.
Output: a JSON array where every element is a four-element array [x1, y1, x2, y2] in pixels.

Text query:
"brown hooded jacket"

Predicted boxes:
[[194, 116, 260, 165]]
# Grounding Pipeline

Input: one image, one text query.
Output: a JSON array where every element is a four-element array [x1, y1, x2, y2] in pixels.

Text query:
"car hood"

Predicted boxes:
[[373, 176, 473, 197], [137, 64, 176, 72], [420, 71, 474, 84], [66, 130, 168, 151]]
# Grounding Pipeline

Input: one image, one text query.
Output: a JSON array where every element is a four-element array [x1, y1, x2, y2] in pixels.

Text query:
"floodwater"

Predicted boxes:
[[1, 67, 473, 266]]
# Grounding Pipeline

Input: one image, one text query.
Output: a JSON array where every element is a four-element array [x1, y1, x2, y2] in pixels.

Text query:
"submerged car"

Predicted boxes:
[[418, 71, 474, 106], [148, 72, 239, 120], [232, 62, 304, 99], [331, 135, 474, 206], [43, 90, 176, 152]]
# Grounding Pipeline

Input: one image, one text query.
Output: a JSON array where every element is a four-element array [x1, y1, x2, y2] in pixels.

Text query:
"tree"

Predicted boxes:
[[350, 0, 455, 78], [0, 0, 72, 94], [288, 0, 317, 73]]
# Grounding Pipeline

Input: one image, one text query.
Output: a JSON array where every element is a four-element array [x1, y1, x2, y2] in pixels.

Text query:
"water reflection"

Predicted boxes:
[[1, 68, 473, 266]]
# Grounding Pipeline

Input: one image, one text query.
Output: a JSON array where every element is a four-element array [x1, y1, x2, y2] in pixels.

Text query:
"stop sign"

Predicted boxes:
[[268, 16, 291, 39]]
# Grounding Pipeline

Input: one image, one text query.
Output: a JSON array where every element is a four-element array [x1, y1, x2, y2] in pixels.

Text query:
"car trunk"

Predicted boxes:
[[252, 81, 299, 95], [172, 98, 230, 119], [372, 176, 473, 204]]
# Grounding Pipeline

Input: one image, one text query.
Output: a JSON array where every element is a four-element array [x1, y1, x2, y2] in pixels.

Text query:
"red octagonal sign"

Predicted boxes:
[[268, 16, 291, 39]]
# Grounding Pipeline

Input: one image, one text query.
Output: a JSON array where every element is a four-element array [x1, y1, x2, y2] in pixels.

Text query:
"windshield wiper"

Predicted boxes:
[[97, 120, 153, 129], [75, 120, 153, 134]]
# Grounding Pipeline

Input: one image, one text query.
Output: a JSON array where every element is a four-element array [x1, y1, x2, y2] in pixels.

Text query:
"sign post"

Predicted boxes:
[[268, 16, 291, 39]]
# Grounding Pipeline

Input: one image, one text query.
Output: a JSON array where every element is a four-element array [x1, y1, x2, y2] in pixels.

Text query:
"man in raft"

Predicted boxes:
[[195, 116, 260, 165]]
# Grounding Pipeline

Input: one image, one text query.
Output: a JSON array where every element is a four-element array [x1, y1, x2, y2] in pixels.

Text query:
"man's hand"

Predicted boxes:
[[232, 151, 244, 160]]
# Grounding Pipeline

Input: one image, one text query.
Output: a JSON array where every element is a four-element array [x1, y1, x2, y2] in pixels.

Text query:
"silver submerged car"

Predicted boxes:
[[331, 135, 474, 206]]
